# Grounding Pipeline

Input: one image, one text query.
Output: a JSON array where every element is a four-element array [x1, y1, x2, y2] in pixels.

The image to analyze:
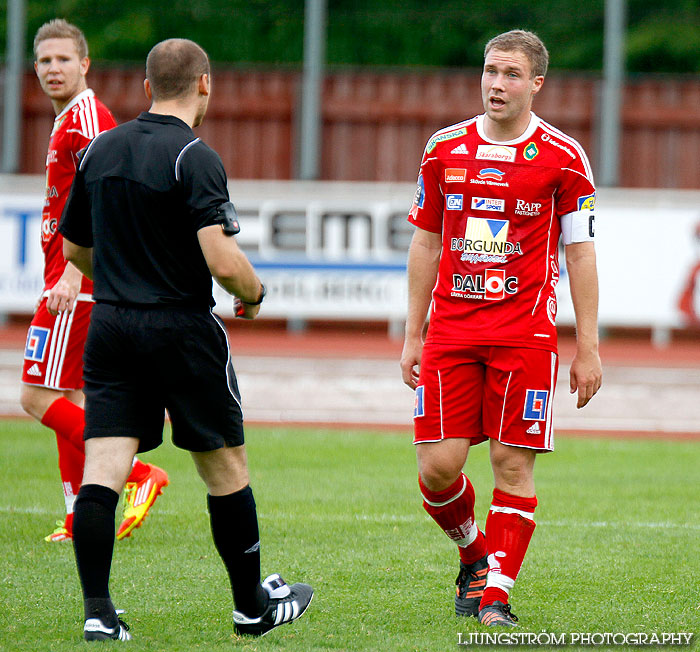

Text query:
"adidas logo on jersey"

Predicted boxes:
[[526, 422, 541, 435], [27, 364, 42, 377], [450, 144, 469, 155]]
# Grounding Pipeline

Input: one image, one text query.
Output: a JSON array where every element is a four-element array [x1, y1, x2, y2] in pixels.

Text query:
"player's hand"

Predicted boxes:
[[569, 348, 602, 409], [400, 337, 423, 389], [46, 279, 79, 316], [234, 297, 260, 320]]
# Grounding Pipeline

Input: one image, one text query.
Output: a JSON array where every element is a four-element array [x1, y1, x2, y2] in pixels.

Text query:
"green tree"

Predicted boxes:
[[2, 0, 699, 73]]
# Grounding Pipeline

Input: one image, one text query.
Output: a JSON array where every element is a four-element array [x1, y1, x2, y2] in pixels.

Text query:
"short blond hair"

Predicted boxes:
[[484, 30, 549, 78], [34, 19, 88, 60]]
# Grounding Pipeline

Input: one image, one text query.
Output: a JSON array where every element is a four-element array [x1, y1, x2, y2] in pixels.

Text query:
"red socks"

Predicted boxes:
[[41, 398, 86, 519], [419, 473, 487, 565], [41, 398, 148, 525], [126, 458, 150, 483], [480, 488, 537, 609]]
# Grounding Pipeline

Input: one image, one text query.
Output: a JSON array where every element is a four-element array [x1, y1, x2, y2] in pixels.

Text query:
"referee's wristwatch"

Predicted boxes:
[[242, 283, 266, 305]]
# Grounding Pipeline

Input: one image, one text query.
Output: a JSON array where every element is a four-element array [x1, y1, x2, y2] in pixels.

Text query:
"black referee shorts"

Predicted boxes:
[[83, 303, 245, 453]]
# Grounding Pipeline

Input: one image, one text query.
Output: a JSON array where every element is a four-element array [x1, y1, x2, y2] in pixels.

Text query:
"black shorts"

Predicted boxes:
[[83, 303, 244, 453]]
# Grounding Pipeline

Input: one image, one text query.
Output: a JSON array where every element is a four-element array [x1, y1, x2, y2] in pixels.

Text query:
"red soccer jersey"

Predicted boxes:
[[41, 88, 116, 292], [408, 113, 596, 353]]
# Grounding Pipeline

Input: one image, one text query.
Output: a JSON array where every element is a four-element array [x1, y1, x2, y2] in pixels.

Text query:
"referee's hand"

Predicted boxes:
[[234, 297, 260, 319]]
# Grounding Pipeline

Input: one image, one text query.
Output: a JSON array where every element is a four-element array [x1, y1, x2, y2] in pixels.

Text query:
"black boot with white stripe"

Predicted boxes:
[[83, 611, 132, 642], [233, 573, 313, 637]]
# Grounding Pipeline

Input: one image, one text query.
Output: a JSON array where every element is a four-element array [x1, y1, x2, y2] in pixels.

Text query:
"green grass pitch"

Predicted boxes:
[[0, 419, 698, 651]]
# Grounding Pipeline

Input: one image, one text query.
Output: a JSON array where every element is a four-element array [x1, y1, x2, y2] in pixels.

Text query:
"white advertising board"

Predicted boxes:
[[1, 176, 698, 332]]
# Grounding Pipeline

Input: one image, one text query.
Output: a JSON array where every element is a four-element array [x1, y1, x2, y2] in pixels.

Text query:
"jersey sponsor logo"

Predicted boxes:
[[426, 127, 467, 153], [24, 326, 50, 363], [409, 174, 425, 221], [524, 142, 539, 160], [471, 197, 505, 212], [413, 174, 425, 208], [451, 269, 518, 300], [470, 168, 509, 188], [446, 194, 463, 210], [414, 385, 425, 418], [450, 143, 469, 155], [541, 132, 576, 158], [46, 150, 58, 165], [476, 144, 517, 162], [577, 192, 596, 211], [547, 295, 557, 326], [445, 168, 467, 183], [477, 168, 504, 181], [523, 389, 549, 421], [41, 215, 58, 243], [515, 199, 542, 216], [452, 217, 522, 263]]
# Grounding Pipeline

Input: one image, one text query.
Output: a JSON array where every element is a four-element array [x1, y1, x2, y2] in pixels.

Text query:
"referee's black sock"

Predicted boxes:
[[73, 483, 120, 627], [208, 486, 268, 617]]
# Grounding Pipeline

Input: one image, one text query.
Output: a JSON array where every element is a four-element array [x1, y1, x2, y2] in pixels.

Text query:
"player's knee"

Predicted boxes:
[[19, 385, 45, 420], [418, 461, 462, 493]]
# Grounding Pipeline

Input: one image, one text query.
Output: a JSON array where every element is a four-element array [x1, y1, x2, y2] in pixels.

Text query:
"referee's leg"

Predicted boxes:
[[73, 437, 138, 635], [191, 445, 269, 618]]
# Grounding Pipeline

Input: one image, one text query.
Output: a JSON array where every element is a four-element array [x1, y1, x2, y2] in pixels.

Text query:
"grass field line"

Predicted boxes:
[[3, 504, 699, 531]]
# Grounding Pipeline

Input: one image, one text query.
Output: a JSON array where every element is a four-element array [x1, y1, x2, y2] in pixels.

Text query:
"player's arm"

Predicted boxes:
[[62, 239, 93, 280], [46, 261, 83, 316], [197, 225, 264, 319], [565, 241, 602, 408], [400, 226, 442, 389]]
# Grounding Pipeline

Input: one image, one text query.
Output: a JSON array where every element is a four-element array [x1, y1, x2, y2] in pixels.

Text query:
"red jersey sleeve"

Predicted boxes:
[[554, 148, 595, 218], [408, 148, 443, 234]]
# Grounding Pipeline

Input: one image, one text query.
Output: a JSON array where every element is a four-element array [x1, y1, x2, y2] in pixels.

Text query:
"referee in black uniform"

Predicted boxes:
[[59, 38, 313, 642]]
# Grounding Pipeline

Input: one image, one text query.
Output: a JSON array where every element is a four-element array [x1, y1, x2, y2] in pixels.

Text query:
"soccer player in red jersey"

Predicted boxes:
[[400, 30, 602, 627], [20, 19, 168, 543]]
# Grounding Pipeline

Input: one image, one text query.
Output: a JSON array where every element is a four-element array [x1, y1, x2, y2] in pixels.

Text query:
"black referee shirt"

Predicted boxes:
[[59, 112, 229, 308]]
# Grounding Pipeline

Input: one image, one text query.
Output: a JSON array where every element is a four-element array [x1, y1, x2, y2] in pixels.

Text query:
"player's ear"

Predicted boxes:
[[198, 73, 210, 96], [144, 79, 153, 102], [531, 75, 544, 96], [80, 56, 90, 77]]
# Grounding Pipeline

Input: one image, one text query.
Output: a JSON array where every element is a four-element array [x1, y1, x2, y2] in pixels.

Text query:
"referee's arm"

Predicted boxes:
[[63, 239, 93, 280], [198, 224, 264, 314]]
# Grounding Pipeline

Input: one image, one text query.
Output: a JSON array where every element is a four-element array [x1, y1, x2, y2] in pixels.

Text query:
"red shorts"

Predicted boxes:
[[413, 344, 558, 451], [21, 295, 93, 391]]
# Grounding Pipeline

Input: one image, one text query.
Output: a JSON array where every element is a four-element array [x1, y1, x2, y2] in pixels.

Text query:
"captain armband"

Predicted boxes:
[[561, 210, 595, 245], [214, 201, 241, 236]]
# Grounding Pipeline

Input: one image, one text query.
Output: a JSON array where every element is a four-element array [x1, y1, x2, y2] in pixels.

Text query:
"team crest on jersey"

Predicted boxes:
[[426, 127, 467, 153], [50, 115, 67, 137], [414, 386, 425, 418], [524, 142, 539, 160], [523, 389, 549, 421], [577, 193, 596, 211], [25, 326, 50, 363]]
